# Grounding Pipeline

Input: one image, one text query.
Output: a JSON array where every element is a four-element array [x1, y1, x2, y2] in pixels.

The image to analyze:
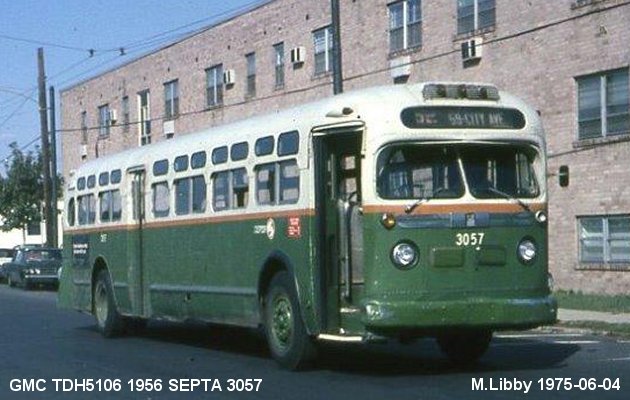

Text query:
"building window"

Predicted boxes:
[[313, 26, 333, 75], [164, 80, 179, 120], [122, 96, 130, 133], [579, 216, 630, 264], [273, 42, 285, 89], [138, 90, 151, 146], [389, 0, 422, 53], [80, 111, 88, 144], [206, 64, 224, 107], [457, 0, 495, 35], [246, 52, 256, 97], [98, 104, 110, 137], [577, 69, 629, 140], [27, 220, 41, 236]]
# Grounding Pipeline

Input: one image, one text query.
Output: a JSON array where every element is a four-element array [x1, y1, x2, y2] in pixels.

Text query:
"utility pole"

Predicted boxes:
[[37, 47, 54, 248], [331, 0, 344, 95], [49, 85, 58, 248]]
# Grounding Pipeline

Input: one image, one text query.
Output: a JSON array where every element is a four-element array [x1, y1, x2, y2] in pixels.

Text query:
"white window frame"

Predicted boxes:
[[98, 104, 110, 137], [138, 90, 151, 146], [576, 68, 630, 140], [313, 26, 333, 75], [246, 52, 256, 97], [579, 215, 630, 265], [163, 80, 179, 120], [206, 64, 223, 108], [388, 0, 422, 53], [273, 42, 285, 89], [457, 0, 495, 35]]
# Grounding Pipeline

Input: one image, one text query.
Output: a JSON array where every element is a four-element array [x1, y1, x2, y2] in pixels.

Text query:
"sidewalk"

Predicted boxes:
[[558, 308, 630, 324]]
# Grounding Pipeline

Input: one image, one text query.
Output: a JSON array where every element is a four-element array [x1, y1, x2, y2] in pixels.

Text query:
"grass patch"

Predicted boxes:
[[554, 290, 630, 314], [557, 320, 630, 339]]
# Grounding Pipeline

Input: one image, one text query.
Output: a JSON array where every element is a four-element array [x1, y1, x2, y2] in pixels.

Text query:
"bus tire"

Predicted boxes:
[[93, 269, 125, 338], [437, 330, 492, 365], [264, 272, 315, 370]]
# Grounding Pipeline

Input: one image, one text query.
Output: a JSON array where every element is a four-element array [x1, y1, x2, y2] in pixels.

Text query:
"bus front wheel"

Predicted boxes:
[[94, 270, 125, 337], [263, 272, 315, 370], [437, 330, 492, 365]]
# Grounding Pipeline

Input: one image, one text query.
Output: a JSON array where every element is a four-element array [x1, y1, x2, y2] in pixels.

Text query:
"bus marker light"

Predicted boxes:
[[381, 213, 396, 229], [535, 210, 547, 224]]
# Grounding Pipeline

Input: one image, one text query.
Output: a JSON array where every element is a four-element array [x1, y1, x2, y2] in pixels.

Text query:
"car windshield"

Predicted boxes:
[[377, 145, 464, 200], [460, 145, 539, 199], [25, 250, 62, 262], [377, 143, 540, 200]]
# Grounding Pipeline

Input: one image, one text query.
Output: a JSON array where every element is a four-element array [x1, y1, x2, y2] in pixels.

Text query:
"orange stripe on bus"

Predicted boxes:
[[65, 208, 316, 235], [362, 203, 546, 215]]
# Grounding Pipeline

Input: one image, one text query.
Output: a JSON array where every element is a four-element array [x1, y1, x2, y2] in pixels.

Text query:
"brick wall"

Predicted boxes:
[[61, 0, 630, 294]]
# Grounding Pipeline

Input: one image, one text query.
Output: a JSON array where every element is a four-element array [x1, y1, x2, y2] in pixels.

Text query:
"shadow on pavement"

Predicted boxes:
[[84, 320, 580, 375]]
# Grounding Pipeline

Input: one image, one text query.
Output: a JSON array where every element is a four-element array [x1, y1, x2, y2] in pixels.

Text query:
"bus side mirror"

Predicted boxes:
[[559, 165, 569, 187]]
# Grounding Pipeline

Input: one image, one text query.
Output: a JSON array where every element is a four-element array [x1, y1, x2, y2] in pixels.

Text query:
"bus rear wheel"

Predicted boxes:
[[437, 330, 492, 365], [264, 272, 315, 370], [94, 270, 125, 337]]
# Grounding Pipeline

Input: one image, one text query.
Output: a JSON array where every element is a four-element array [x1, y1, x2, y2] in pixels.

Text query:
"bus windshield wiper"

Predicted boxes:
[[405, 196, 429, 214], [486, 187, 532, 214]]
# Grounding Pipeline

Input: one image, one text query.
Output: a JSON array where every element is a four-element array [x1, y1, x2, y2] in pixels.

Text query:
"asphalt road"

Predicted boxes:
[[0, 285, 628, 400]]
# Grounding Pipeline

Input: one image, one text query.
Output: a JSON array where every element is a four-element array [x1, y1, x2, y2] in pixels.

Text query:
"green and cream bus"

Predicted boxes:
[[59, 82, 557, 369]]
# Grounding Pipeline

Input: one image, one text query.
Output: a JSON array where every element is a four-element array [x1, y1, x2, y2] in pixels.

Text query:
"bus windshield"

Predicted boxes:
[[377, 145, 464, 200], [377, 143, 540, 200], [461, 145, 539, 199]]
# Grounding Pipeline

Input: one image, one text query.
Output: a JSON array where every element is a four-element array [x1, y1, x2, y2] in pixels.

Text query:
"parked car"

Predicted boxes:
[[0, 248, 16, 282], [4, 246, 62, 290]]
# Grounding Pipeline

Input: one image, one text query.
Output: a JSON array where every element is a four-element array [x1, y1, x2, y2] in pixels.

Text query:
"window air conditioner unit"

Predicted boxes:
[[223, 69, 235, 85], [108, 109, 118, 124], [290, 46, 305, 64], [163, 120, 175, 138], [461, 37, 483, 61]]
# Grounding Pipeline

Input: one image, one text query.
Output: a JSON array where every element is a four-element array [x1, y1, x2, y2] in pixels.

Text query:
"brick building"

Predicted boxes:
[[60, 0, 630, 294]]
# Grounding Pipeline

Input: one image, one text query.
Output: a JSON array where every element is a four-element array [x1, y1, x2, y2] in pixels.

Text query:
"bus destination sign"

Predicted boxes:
[[401, 106, 526, 130]]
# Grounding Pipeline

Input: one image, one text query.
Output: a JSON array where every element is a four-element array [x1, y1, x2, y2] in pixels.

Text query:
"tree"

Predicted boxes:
[[0, 143, 45, 232]]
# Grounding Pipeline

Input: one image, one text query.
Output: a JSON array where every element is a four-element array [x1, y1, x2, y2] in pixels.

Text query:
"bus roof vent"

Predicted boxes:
[[423, 83, 500, 101]]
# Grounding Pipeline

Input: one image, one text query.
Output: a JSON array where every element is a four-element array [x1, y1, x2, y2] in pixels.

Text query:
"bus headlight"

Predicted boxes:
[[391, 241, 419, 269], [517, 238, 537, 264]]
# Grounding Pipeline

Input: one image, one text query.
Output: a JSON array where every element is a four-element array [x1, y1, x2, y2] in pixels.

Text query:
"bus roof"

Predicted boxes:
[[68, 82, 543, 183]]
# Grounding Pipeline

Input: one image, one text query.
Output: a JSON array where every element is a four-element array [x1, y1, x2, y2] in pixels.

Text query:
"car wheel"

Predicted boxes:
[[93, 269, 125, 337], [263, 272, 316, 370], [437, 330, 492, 365]]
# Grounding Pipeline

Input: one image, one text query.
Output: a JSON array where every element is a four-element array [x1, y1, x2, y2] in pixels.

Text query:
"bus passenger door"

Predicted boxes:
[[314, 132, 364, 333], [127, 169, 146, 317]]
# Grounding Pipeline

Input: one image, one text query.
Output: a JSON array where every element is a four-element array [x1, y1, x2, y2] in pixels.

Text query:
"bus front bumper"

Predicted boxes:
[[362, 296, 557, 331]]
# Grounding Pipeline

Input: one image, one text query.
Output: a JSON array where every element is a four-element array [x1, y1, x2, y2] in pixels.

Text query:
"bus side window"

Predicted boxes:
[[212, 171, 229, 211], [67, 198, 76, 227], [87, 195, 96, 224], [192, 176, 207, 213], [255, 164, 276, 205], [78, 196, 88, 225], [279, 160, 299, 204], [111, 190, 122, 221], [100, 191, 112, 222], [232, 168, 249, 208], [152, 182, 170, 218], [77, 194, 95, 225], [175, 178, 191, 215]]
